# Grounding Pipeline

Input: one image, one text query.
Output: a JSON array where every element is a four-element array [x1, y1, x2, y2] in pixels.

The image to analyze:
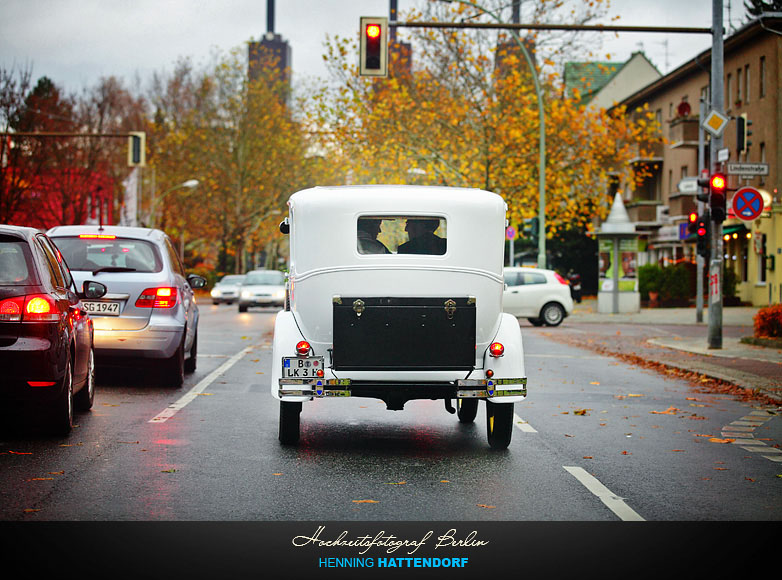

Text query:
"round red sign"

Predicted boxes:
[[731, 187, 764, 221]]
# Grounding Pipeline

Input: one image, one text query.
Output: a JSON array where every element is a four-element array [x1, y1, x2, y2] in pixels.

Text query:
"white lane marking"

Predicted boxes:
[[563, 466, 645, 521], [149, 346, 252, 424], [514, 413, 537, 432]]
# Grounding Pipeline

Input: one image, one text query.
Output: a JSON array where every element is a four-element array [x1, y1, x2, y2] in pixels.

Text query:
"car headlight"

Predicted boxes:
[[242, 290, 251, 298], [210, 288, 220, 297], [274, 290, 285, 299]]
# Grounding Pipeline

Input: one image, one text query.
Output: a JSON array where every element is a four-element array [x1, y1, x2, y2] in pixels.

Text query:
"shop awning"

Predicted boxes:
[[722, 223, 749, 236]]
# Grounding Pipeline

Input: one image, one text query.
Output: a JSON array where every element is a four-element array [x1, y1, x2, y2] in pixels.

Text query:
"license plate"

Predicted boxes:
[[282, 356, 324, 379], [82, 301, 120, 316]]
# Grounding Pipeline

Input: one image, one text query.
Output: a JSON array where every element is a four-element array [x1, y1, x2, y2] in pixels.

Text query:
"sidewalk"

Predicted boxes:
[[560, 297, 782, 404]]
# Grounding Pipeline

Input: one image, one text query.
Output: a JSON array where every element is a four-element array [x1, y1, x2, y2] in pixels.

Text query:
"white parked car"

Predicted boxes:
[[210, 274, 245, 304], [271, 185, 527, 449], [503, 266, 573, 326]]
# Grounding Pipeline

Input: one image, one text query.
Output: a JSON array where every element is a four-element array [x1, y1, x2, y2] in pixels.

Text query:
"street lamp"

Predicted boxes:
[[150, 178, 199, 228]]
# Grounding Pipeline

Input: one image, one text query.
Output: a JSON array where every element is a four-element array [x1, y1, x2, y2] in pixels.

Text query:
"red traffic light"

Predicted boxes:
[[366, 24, 381, 38], [710, 173, 726, 192], [688, 212, 697, 223]]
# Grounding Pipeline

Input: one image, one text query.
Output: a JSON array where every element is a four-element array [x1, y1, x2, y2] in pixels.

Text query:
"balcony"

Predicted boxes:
[[668, 117, 700, 149], [625, 200, 662, 223]]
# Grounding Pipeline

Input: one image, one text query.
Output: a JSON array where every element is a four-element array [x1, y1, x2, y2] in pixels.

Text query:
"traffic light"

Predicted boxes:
[[696, 214, 710, 258], [522, 217, 539, 244], [359, 17, 388, 77], [736, 113, 752, 154], [128, 131, 146, 167], [709, 173, 727, 223], [696, 174, 710, 204], [687, 211, 698, 235]]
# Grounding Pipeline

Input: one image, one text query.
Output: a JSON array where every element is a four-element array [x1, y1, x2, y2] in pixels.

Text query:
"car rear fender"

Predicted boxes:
[[484, 312, 527, 404], [270, 310, 310, 402]]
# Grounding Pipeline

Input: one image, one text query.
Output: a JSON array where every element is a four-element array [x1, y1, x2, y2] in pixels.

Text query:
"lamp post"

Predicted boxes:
[[149, 178, 199, 229]]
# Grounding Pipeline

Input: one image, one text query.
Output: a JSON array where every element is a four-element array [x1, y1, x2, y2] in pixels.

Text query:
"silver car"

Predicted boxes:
[[47, 225, 206, 387], [237, 269, 286, 312], [210, 274, 245, 304]]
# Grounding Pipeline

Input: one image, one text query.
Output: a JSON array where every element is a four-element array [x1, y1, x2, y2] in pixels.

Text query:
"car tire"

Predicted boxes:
[[50, 356, 74, 435], [184, 330, 197, 374], [486, 402, 513, 450], [540, 302, 565, 327], [212, 300, 219, 305], [279, 401, 302, 445], [456, 398, 478, 423], [527, 317, 545, 327], [238, 304, 248, 313], [73, 348, 95, 411], [163, 337, 185, 388]]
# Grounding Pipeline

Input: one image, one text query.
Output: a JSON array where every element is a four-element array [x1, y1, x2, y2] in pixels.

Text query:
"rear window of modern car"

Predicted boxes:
[[357, 216, 447, 255], [0, 241, 33, 285], [52, 236, 163, 273], [244, 271, 284, 285]]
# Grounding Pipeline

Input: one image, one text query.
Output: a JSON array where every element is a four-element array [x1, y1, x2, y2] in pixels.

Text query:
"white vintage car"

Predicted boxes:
[[271, 185, 527, 449]]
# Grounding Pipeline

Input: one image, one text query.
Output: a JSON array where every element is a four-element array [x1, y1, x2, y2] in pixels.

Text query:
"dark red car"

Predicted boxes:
[[0, 225, 107, 435]]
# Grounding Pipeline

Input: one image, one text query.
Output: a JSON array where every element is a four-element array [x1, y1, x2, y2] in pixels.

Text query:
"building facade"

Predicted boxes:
[[614, 15, 781, 306]]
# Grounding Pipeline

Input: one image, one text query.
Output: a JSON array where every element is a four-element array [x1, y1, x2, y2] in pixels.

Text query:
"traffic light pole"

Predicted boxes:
[[696, 97, 706, 323], [708, 0, 724, 349]]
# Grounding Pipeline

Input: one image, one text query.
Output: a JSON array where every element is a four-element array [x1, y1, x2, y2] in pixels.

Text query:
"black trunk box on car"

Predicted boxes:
[[332, 297, 476, 371]]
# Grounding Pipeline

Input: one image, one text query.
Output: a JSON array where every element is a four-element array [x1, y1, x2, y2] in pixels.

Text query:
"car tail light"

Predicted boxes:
[[296, 340, 311, 356], [136, 287, 178, 308], [0, 295, 59, 322], [489, 342, 504, 357], [28, 381, 56, 387], [554, 272, 569, 285], [0, 297, 24, 322]]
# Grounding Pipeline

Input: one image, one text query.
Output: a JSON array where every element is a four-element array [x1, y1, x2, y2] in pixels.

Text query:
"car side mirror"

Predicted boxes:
[[187, 274, 207, 289], [82, 280, 107, 299], [279, 217, 290, 234]]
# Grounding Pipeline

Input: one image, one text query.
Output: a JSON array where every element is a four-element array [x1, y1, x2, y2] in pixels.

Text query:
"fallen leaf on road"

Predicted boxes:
[[161, 469, 177, 473], [651, 406, 679, 415], [583, 456, 593, 459], [30, 477, 53, 481], [670, 449, 685, 452], [352, 500, 379, 504], [709, 438, 735, 443], [574, 409, 590, 416], [385, 481, 407, 485], [477, 504, 496, 509], [590, 381, 600, 385], [745, 477, 755, 482], [23, 509, 40, 513], [621, 451, 631, 455]]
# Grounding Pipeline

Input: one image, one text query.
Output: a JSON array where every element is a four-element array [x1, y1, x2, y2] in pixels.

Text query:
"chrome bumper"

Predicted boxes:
[[278, 377, 527, 399]]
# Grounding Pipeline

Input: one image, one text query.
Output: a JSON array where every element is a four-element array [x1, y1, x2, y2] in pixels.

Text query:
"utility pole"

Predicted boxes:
[[696, 96, 706, 323], [708, 0, 724, 349]]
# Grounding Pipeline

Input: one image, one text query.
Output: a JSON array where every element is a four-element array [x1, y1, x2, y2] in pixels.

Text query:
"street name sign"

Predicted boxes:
[[726, 163, 769, 176], [731, 187, 764, 221]]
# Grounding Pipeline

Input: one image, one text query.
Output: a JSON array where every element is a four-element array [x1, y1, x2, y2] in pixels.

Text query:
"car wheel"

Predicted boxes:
[[73, 348, 95, 411], [486, 402, 513, 450], [238, 304, 248, 313], [50, 356, 74, 435], [540, 302, 565, 327], [212, 300, 219, 305], [184, 330, 197, 374], [279, 401, 302, 445], [527, 317, 545, 327], [456, 398, 478, 423], [163, 338, 185, 388]]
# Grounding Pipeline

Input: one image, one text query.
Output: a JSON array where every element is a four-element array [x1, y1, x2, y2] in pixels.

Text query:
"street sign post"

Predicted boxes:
[[731, 186, 764, 221]]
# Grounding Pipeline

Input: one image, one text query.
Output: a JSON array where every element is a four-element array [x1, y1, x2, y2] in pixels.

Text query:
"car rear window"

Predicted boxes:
[[244, 271, 284, 285], [0, 241, 33, 285], [357, 216, 447, 255], [52, 236, 163, 273]]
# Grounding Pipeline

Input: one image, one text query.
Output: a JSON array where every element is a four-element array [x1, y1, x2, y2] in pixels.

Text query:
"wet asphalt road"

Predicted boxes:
[[1, 305, 780, 522]]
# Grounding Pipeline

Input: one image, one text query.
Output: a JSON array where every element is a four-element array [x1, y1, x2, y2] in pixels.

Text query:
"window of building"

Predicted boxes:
[[744, 65, 750, 104], [759, 56, 766, 98], [736, 68, 742, 104], [725, 74, 732, 108]]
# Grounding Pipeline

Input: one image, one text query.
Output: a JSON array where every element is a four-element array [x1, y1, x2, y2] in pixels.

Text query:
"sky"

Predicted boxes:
[[0, 0, 751, 95]]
